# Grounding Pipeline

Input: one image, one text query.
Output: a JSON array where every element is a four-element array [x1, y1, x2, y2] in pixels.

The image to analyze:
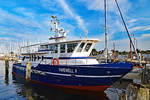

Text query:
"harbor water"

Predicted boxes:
[[0, 61, 141, 100]]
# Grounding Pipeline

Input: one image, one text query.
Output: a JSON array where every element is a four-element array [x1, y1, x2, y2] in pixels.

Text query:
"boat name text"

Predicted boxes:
[[59, 68, 77, 73]]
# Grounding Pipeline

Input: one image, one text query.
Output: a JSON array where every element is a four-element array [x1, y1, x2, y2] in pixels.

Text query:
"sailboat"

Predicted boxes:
[[12, 0, 133, 92]]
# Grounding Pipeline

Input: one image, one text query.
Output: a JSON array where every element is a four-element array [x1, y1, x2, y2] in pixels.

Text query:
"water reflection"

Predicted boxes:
[[12, 75, 108, 100], [5, 71, 9, 85]]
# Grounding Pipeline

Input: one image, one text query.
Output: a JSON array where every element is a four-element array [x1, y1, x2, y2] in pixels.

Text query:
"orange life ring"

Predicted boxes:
[[52, 58, 59, 65]]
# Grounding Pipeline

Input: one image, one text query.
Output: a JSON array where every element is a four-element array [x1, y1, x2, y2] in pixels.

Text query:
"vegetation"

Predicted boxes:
[[91, 49, 150, 56], [141, 50, 150, 54]]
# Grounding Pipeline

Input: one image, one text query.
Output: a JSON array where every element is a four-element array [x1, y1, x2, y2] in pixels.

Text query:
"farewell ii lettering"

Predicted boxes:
[[59, 68, 77, 73]]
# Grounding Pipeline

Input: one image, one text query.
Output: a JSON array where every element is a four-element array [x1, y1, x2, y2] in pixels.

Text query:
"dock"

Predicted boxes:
[[0, 56, 19, 61]]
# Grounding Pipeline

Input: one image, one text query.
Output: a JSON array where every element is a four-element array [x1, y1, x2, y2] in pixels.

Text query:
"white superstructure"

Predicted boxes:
[[20, 16, 100, 66]]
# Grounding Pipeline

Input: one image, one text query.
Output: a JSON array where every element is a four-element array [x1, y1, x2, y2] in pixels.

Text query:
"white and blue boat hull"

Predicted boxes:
[[12, 62, 133, 92]]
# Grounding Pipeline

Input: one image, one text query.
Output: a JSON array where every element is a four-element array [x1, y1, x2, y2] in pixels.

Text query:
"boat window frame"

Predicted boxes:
[[54, 44, 58, 53], [49, 45, 54, 51], [67, 43, 78, 53], [60, 44, 66, 53], [83, 43, 92, 52], [40, 45, 49, 51], [77, 42, 85, 52]]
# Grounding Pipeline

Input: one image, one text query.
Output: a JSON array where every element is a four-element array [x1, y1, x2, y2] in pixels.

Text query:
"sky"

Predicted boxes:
[[0, 0, 150, 53]]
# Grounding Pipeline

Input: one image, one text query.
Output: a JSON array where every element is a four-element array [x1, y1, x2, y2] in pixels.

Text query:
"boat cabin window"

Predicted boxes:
[[84, 43, 92, 52], [67, 43, 78, 53], [22, 56, 25, 61], [43, 45, 48, 50], [49, 45, 54, 51], [77, 42, 85, 52], [60, 44, 65, 53], [40, 45, 48, 51], [54, 45, 58, 53]]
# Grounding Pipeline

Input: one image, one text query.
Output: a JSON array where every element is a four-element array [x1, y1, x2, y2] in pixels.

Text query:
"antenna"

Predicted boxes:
[[113, 42, 117, 62], [51, 15, 57, 18], [80, 33, 82, 39], [49, 16, 67, 42], [84, 29, 88, 38]]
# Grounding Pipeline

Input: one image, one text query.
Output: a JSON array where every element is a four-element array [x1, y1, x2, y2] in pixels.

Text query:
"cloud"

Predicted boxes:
[[14, 7, 35, 18], [39, 0, 60, 12], [0, 8, 43, 30], [142, 33, 150, 37], [95, 35, 150, 51], [57, 0, 88, 35], [78, 0, 131, 13], [0, 7, 53, 53], [128, 19, 137, 23], [129, 26, 150, 32], [0, 7, 50, 37], [144, 27, 150, 31], [129, 26, 145, 32], [117, 34, 150, 51]]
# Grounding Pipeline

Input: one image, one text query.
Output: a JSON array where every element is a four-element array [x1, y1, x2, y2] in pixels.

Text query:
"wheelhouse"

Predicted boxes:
[[20, 39, 99, 65], [38, 39, 99, 57]]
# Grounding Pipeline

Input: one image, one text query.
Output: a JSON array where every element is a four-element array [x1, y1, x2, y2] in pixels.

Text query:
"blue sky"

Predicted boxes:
[[0, 0, 150, 53]]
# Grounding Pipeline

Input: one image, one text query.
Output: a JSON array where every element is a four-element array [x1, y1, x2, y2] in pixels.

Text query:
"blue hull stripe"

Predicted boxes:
[[44, 57, 53, 59], [44, 57, 88, 59]]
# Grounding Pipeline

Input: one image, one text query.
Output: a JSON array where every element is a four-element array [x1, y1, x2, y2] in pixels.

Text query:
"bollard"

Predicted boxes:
[[26, 61, 31, 82]]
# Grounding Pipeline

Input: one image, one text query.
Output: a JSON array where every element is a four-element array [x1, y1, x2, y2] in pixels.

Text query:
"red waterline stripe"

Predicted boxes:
[[12, 72, 110, 92]]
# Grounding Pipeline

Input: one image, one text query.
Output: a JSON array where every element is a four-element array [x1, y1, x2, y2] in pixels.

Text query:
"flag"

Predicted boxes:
[[133, 33, 135, 37]]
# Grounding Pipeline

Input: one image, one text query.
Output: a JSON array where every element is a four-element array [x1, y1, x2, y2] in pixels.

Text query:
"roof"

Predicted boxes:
[[41, 38, 100, 46], [21, 38, 100, 48]]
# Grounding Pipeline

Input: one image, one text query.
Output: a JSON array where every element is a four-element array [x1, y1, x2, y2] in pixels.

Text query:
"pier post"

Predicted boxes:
[[5, 60, 9, 85], [125, 83, 149, 100], [5, 60, 9, 75], [26, 61, 31, 82], [141, 64, 150, 84]]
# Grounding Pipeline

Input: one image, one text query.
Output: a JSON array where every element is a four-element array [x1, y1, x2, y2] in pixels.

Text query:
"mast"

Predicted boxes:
[[114, 0, 141, 64], [113, 42, 116, 62], [104, 0, 108, 62], [130, 40, 132, 60]]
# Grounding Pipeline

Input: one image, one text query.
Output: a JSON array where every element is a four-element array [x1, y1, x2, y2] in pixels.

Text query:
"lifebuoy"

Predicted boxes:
[[52, 58, 59, 65]]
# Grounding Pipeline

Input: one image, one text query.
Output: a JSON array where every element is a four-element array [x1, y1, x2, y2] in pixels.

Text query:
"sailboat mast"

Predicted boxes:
[[104, 0, 108, 61], [130, 40, 132, 60], [114, 0, 141, 64], [113, 42, 117, 62]]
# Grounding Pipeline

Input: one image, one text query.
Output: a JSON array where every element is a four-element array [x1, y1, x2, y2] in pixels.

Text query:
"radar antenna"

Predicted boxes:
[[49, 16, 67, 42]]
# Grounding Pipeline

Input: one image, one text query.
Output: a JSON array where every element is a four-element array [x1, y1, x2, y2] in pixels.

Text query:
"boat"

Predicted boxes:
[[12, 0, 135, 92], [12, 15, 133, 92]]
